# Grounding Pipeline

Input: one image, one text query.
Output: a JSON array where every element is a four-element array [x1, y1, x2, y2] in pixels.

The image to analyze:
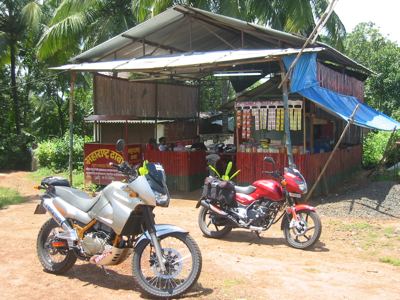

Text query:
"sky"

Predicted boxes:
[[334, 0, 399, 44]]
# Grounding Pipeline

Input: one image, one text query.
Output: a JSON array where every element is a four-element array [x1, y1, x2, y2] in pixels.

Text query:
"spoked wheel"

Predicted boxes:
[[132, 232, 202, 298], [198, 206, 232, 238], [37, 218, 77, 274], [283, 210, 322, 250]]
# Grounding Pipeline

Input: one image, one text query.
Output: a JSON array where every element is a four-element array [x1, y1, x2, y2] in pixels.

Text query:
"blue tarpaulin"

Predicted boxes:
[[283, 53, 400, 131]]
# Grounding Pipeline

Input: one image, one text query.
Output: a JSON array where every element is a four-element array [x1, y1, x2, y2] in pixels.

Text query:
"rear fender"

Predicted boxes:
[[134, 224, 188, 248], [281, 204, 316, 230]]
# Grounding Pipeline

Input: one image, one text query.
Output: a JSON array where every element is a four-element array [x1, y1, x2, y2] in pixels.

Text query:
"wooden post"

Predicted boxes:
[[310, 114, 314, 154], [69, 72, 76, 185], [196, 84, 200, 136], [279, 60, 294, 167], [305, 104, 360, 201], [154, 82, 158, 140], [303, 98, 306, 153]]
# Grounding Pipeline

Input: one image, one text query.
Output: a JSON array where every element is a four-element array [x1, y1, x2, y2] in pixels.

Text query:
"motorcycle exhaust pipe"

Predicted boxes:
[[200, 200, 240, 227], [42, 196, 78, 246], [200, 200, 228, 216]]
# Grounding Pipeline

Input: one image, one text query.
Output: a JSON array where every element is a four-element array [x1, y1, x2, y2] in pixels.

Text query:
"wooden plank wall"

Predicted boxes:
[[94, 74, 198, 118], [237, 145, 362, 194], [317, 63, 364, 102]]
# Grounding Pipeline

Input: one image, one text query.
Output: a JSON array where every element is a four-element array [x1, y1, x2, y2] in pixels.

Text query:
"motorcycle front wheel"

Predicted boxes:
[[132, 232, 202, 298], [36, 218, 77, 274], [198, 206, 232, 238], [283, 210, 322, 250]]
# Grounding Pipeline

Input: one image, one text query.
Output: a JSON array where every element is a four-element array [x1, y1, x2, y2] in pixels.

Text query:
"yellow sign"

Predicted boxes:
[[84, 149, 124, 165]]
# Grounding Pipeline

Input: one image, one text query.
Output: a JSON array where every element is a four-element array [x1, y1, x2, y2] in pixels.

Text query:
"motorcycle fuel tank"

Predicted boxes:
[[251, 179, 284, 201]]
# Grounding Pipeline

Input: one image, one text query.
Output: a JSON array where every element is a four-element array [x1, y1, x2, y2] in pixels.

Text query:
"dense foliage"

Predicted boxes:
[[35, 133, 90, 171], [0, 132, 33, 170], [362, 131, 400, 169], [344, 23, 400, 168], [344, 23, 400, 118]]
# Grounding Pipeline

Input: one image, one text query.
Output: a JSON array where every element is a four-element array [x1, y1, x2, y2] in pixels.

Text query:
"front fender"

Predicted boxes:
[[281, 204, 316, 230], [134, 224, 188, 248], [286, 204, 316, 214]]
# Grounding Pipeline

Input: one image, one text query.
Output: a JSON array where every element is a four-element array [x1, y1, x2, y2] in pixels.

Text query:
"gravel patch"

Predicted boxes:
[[313, 181, 400, 219]]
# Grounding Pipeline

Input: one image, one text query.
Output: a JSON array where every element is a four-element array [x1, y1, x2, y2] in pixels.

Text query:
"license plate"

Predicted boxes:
[[289, 192, 301, 198], [34, 203, 46, 214]]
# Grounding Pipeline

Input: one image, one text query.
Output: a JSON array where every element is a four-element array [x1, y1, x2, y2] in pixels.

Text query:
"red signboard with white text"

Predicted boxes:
[[84, 143, 142, 185]]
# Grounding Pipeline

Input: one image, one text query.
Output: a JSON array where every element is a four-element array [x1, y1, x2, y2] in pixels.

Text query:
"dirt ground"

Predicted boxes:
[[0, 171, 399, 300]]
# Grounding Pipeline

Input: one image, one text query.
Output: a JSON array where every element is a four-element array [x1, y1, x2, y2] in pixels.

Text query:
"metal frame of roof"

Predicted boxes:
[[53, 48, 323, 75], [69, 5, 371, 77]]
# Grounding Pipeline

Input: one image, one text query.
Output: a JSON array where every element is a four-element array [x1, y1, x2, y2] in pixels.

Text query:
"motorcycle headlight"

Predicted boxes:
[[154, 191, 170, 207], [298, 182, 308, 193]]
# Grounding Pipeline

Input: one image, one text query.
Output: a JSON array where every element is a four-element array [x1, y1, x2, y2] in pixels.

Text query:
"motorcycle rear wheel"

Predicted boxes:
[[198, 206, 232, 238], [37, 218, 77, 274], [283, 210, 322, 250], [132, 232, 202, 298]]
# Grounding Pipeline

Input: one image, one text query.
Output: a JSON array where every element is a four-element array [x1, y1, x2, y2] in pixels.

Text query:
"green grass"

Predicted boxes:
[[223, 279, 243, 288], [379, 257, 400, 267], [338, 222, 374, 232], [0, 187, 25, 209]]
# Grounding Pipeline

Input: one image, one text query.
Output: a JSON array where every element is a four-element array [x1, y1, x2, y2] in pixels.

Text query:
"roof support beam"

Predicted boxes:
[[196, 18, 237, 49], [94, 40, 137, 62], [173, 6, 283, 47], [122, 34, 185, 54]]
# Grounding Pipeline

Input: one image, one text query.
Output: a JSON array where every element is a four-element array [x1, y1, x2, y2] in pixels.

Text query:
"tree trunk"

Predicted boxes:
[[10, 42, 21, 134], [56, 97, 65, 136], [221, 80, 229, 133]]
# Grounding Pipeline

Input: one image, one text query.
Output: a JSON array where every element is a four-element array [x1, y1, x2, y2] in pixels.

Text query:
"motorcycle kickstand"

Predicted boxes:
[[252, 231, 261, 239], [101, 265, 110, 275]]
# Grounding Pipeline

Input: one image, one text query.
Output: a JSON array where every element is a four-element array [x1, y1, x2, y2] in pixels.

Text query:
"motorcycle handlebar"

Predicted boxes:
[[262, 170, 281, 179], [109, 161, 138, 178]]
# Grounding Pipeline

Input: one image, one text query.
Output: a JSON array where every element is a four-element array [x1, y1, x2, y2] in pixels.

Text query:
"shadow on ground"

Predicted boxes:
[[63, 264, 213, 299]]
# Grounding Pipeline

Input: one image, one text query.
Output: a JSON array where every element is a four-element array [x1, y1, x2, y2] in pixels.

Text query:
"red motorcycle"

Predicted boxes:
[[197, 157, 321, 249]]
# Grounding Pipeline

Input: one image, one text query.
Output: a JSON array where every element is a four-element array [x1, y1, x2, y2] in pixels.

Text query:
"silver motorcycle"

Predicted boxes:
[[34, 139, 202, 298]]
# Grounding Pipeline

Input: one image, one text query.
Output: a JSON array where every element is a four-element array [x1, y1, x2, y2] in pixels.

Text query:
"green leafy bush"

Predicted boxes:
[[363, 131, 400, 168], [36, 133, 90, 171], [0, 132, 34, 170]]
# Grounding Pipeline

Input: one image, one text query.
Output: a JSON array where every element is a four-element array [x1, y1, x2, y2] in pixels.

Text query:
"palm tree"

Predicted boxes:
[[38, 0, 346, 62], [0, 0, 42, 134], [133, 0, 346, 49], [37, 0, 138, 60]]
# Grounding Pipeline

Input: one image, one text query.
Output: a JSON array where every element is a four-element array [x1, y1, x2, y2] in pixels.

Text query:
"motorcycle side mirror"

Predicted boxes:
[[264, 156, 275, 165], [115, 139, 125, 153]]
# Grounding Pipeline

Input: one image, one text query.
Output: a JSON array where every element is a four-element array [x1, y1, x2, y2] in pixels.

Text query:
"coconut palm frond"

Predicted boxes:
[[21, 1, 43, 33], [37, 12, 88, 60], [50, 0, 101, 25]]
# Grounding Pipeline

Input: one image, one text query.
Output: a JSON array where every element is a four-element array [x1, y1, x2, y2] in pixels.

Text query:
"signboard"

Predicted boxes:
[[84, 143, 142, 185]]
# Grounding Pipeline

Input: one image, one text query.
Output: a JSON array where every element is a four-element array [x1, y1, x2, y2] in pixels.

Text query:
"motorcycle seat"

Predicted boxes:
[[54, 186, 100, 212], [234, 185, 256, 194]]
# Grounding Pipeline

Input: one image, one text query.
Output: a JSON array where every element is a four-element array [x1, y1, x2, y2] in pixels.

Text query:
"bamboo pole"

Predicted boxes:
[[305, 104, 360, 201], [69, 72, 76, 185], [278, 0, 338, 88], [303, 98, 306, 153], [279, 60, 294, 167]]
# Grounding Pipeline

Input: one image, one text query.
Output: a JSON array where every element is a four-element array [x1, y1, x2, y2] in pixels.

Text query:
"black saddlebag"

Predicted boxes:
[[201, 177, 236, 207], [41, 176, 70, 187]]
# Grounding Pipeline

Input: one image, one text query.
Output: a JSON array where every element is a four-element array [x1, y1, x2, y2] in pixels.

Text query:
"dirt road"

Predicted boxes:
[[1, 172, 399, 299]]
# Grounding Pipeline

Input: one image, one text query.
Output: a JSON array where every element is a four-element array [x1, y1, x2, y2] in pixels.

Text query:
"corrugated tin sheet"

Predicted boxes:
[[67, 5, 371, 75], [52, 48, 323, 73]]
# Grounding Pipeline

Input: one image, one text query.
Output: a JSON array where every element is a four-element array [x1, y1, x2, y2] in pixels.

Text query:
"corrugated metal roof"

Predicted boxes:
[[68, 5, 371, 76], [52, 48, 323, 73]]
